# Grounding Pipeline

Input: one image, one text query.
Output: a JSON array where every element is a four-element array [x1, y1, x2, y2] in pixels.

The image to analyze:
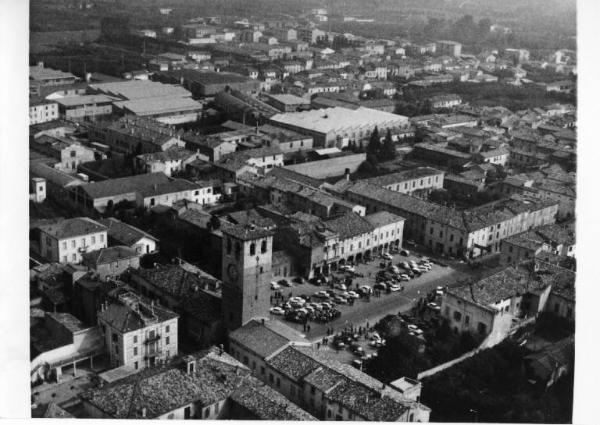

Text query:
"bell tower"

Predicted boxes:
[[221, 224, 273, 331]]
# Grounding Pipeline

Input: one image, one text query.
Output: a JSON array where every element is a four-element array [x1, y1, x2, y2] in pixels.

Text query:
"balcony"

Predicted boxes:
[[144, 334, 161, 345]]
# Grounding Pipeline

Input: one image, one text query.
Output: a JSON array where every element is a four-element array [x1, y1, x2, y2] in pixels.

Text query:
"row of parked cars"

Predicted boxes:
[[270, 294, 343, 323], [270, 277, 306, 290]]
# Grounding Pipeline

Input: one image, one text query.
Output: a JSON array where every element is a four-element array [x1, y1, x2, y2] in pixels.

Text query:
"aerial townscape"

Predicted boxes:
[[26, 0, 576, 422]]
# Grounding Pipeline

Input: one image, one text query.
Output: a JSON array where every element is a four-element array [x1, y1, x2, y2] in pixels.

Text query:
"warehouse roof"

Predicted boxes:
[[90, 80, 191, 100], [54, 94, 118, 107], [270, 107, 408, 134], [114, 96, 203, 116]]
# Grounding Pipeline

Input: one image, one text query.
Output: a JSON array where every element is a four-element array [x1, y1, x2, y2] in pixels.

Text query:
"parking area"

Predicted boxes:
[[269, 248, 470, 346]]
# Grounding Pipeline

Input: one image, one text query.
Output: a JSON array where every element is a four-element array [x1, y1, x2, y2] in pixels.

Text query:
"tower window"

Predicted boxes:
[[235, 242, 241, 260], [261, 240, 267, 253], [226, 238, 232, 254], [249, 243, 256, 256]]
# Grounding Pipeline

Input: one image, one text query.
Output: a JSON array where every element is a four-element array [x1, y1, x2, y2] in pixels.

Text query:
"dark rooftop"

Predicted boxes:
[[38, 217, 106, 240]]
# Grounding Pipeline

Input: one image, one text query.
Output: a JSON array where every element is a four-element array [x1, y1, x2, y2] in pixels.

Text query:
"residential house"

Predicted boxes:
[[99, 217, 159, 255], [97, 290, 178, 370], [82, 246, 142, 280], [81, 347, 315, 420], [38, 217, 108, 264], [135, 147, 202, 176]]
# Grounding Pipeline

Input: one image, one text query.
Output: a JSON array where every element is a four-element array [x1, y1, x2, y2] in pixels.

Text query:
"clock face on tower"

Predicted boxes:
[[227, 263, 239, 283]]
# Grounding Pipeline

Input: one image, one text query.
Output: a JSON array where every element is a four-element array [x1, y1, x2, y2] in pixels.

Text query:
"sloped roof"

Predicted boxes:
[[38, 217, 106, 240], [81, 349, 249, 419], [83, 246, 140, 266], [99, 217, 158, 246]]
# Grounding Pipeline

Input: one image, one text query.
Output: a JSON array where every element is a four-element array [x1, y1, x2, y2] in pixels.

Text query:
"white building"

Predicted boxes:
[[38, 217, 108, 264], [98, 291, 178, 370]]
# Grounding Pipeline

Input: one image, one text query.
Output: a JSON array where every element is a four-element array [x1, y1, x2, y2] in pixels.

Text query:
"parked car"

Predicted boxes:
[[388, 283, 401, 291], [292, 276, 305, 284], [359, 285, 372, 295], [270, 307, 285, 315], [382, 252, 393, 260], [352, 359, 363, 369], [411, 268, 422, 276], [399, 262, 411, 270], [352, 346, 365, 356], [369, 339, 384, 348], [334, 283, 347, 291], [400, 249, 410, 256], [436, 286, 444, 296], [270, 281, 280, 290], [379, 262, 387, 268], [346, 290, 360, 299], [278, 279, 292, 287], [390, 265, 401, 274], [427, 302, 441, 311], [333, 295, 348, 304], [314, 291, 329, 299], [399, 274, 410, 281], [334, 341, 346, 350], [340, 265, 356, 273], [418, 265, 429, 273], [374, 282, 387, 290]]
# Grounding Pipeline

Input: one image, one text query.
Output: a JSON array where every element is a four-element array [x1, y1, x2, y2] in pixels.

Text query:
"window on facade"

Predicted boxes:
[[71, 240, 75, 248], [70, 151, 76, 157], [72, 253, 76, 261], [430, 228, 433, 235], [134, 347, 138, 356], [439, 231, 443, 238], [310, 385, 315, 395], [249, 243, 256, 256], [134, 361, 138, 370], [412, 181, 416, 188], [204, 408, 209, 418], [166, 336, 170, 345], [269, 374, 274, 383], [261, 240, 267, 253], [62, 256, 67, 262], [261, 366, 265, 375], [453, 311, 462, 321], [477, 322, 487, 335], [465, 315, 470, 325], [62, 241, 67, 250], [276, 377, 281, 387]]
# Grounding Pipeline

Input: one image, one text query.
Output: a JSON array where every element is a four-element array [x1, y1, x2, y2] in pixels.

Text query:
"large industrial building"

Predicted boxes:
[[269, 107, 410, 148]]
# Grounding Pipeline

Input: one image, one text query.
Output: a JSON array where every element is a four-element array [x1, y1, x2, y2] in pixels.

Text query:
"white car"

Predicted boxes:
[[340, 265, 356, 273], [334, 283, 347, 291], [436, 286, 444, 296], [407, 324, 418, 331], [382, 253, 393, 260], [388, 284, 401, 291], [412, 329, 424, 336], [270, 307, 285, 315], [360, 285, 373, 294], [428, 302, 441, 311], [314, 291, 329, 299], [390, 265, 401, 274], [270, 281, 280, 290], [399, 274, 410, 281], [346, 290, 360, 299]]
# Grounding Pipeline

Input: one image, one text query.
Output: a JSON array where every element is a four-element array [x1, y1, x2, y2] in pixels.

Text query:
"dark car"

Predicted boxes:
[[278, 279, 292, 287], [308, 277, 322, 286], [293, 276, 305, 284]]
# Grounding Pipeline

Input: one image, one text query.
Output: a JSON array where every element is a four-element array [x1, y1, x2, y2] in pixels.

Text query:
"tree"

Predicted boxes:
[[381, 128, 397, 161], [366, 127, 382, 164]]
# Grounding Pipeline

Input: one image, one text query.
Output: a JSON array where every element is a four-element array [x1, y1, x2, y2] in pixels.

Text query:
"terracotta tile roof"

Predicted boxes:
[[229, 376, 316, 420], [98, 299, 178, 333], [82, 349, 250, 419], [324, 212, 374, 239], [99, 218, 158, 246], [266, 346, 411, 421], [38, 217, 106, 240], [363, 167, 444, 187], [221, 222, 274, 241], [229, 319, 305, 358], [83, 246, 140, 266], [364, 211, 405, 228]]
